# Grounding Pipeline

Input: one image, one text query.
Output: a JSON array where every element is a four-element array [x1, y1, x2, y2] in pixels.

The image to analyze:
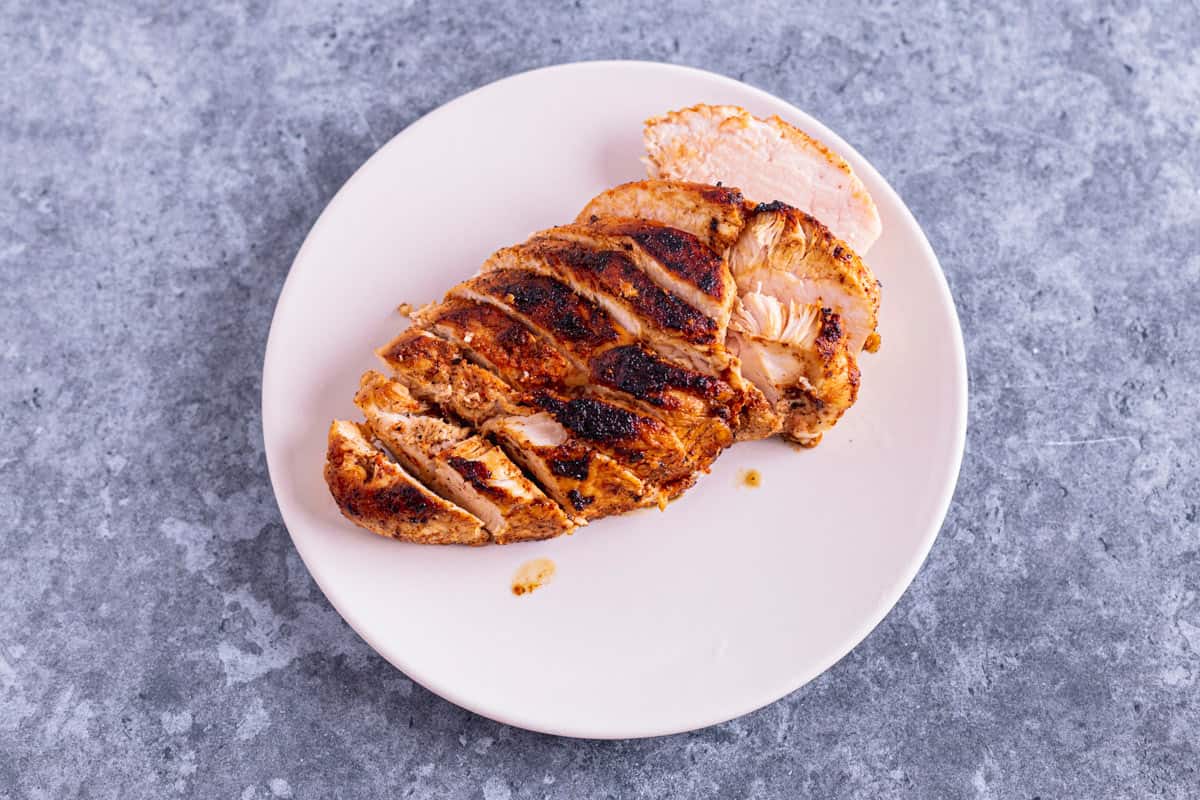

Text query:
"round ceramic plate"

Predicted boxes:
[[262, 61, 967, 739]]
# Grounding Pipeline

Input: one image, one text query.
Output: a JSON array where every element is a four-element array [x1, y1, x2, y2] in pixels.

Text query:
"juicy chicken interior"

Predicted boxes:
[[643, 104, 882, 254]]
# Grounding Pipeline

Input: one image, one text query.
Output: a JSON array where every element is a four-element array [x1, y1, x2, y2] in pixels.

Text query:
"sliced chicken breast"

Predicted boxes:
[[324, 420, 487, 545], [643, 104, 882, 254], [376, 328, 650, 519], [355, 372, 572, 542]]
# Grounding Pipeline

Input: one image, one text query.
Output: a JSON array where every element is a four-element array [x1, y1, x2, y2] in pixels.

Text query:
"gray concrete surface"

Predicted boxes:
[[2, 1, 1198, 797]]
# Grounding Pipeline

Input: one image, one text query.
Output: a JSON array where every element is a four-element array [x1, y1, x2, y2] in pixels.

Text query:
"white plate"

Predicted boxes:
[[262, 61, 967, 739]]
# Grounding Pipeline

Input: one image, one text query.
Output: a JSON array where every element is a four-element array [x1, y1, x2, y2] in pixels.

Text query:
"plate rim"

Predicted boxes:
[[261, 59, 968, 739]]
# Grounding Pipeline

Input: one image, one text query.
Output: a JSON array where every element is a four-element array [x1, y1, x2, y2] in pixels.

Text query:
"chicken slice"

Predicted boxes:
[[578, 180, 750, 253], [643, 104, 882, 253], [376, 328, 521, 425], [376, 328, 649, 520], [546, 218, 735, 328], [323, 420, 487, 545], [728, 296, 859, 446], [414, 298, 576, 392], [355, 372, 571, 543], [480, 412, 647, 519], [446, 271, 718, 481]]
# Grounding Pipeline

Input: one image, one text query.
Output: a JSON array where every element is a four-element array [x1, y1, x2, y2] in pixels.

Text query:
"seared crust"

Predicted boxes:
[[578, 180, 749, 253], [518, 236, 719, 346], [454, 269, 620, 353], [417, 299, 575, 391], [323, 420, 486, 545]]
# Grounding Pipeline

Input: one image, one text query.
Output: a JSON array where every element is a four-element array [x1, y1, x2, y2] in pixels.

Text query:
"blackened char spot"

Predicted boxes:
[[566, 490, 594, 510], [445, 456, 493, 493], [814, 308, 845, 359], [545, 244, 716, 341], [625, 226, 725, 298], [488, 272, 617, 347], [549, 454, 591, 481], [592, 345, 719, 400], [375, 484, 435, 523], [536, 394, 640, 443], [754, 200, 793, 214], [700, 185, 744, 205]]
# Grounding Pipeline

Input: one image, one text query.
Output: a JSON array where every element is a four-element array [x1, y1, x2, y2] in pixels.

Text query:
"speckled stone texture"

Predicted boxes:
[[2, 1, 1197, 797]]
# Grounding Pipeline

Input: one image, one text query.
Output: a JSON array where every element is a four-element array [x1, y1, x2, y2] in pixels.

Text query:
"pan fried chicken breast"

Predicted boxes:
[[355, 372, 571, 543], [643, 104, 882, 254], [324, 420, 486, 545], [376, 328, 648, 520]]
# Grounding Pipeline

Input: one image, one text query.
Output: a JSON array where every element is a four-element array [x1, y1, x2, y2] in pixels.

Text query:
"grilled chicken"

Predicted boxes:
[[355, 372, 571, 543], [324, 420, 486, 545], [579, 179, 880, 444], [643, 104, 882, 254], [326, 106, 885, 543], [376, 328, 648, 520]]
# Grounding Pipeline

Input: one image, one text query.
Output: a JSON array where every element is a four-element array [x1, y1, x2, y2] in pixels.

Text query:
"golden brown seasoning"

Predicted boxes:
[[511, 558, 556, 596], [396, 302, 414, 317], [739, 468, 762, 488]]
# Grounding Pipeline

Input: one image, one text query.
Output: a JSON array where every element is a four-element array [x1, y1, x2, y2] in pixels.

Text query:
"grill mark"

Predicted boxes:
[[700, 185, 745, 205], [537, 242, 717, 343], [754, 200, 793, 214], [814, 307, 844, 359], [471, 270, 619, 350], [370, 482, 436, 523]]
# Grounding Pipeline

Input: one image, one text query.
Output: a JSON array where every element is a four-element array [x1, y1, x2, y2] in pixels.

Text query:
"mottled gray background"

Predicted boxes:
[[2, 0, 1197, 797]]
